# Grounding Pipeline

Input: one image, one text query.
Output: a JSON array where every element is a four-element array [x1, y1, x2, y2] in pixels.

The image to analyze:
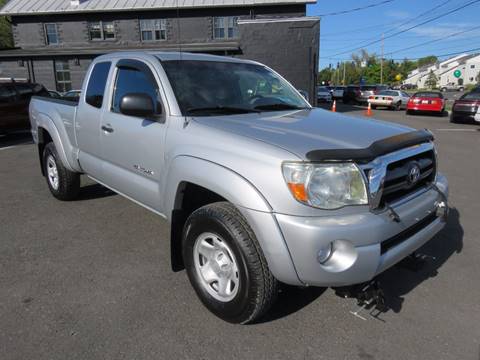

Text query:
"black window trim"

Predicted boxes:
[[111, 59, 164, 120], [85, 61, 112, 109]]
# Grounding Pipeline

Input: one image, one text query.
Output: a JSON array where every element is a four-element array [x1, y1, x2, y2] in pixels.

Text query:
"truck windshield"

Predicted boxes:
[[161, 60, 309, 116]]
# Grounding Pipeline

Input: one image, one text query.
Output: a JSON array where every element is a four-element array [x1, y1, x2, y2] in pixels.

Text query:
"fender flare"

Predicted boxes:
[[164, 155, 302, 285], [164, 155, 272, 216], [36, 112, 81, 173]]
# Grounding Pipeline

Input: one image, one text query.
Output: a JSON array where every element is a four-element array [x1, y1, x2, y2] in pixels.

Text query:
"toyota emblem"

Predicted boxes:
[[407, 163, 421, 186]]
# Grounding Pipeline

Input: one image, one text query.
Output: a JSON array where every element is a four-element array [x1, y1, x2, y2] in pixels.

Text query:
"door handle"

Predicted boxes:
[[101, 124, 114, 133]]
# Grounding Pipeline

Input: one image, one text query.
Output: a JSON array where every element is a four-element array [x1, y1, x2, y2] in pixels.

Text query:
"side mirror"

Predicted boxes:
[[119, 93, 159, 118]]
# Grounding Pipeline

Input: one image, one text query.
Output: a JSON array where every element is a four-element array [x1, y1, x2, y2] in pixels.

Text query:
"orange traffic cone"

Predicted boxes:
[[331, 100, 336, 112], [365, 102, 372, 116]]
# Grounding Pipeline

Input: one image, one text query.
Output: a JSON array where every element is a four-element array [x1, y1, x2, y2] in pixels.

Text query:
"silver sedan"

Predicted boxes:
[[368, 90, 410, 110]]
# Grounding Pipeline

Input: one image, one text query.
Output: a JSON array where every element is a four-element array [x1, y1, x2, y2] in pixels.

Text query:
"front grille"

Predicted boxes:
[[380, 213, 438, 254], [380, 149, 436, 206]]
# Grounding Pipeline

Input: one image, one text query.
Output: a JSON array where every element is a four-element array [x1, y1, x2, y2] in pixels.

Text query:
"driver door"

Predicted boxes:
[[100, 59, 167, 213]]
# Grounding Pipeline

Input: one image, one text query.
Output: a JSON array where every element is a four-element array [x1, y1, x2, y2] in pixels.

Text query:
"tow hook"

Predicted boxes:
[[333, 280, 387, 321]]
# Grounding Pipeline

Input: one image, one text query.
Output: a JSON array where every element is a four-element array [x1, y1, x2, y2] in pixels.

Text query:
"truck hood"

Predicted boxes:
[[192, 108, 413, 160]]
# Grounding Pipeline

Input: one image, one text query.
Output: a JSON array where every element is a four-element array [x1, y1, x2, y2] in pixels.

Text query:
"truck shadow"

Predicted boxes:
[[256, 208, 462, 323], [378, 207, 463, 314], [77, 183, 116, 201], [256, 285, 327, 323]]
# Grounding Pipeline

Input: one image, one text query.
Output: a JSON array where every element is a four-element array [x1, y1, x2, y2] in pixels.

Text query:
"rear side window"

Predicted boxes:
[[85, 62, 111, 108]]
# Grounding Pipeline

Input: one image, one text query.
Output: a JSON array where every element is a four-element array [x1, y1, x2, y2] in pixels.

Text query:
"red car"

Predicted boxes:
[[406, 91, 445, 116]]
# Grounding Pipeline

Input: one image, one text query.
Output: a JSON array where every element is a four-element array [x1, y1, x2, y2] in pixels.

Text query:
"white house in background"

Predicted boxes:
[[417, 54, 470, 88], [402, 53, 480, 88], [463, 54, 480, 84], [438, 54, 480, 87], [403, 64, 436, 86]]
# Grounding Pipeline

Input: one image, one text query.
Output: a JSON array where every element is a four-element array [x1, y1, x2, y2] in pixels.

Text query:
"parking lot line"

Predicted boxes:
[[434, 128, 479, 132]]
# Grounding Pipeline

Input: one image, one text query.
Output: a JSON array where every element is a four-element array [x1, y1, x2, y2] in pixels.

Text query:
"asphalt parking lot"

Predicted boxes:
[[1, 107, 479, 360]]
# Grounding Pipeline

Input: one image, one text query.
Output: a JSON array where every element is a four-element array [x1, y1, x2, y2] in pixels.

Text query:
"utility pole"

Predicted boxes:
[[342, 62, 346, 85], [380, 33, 384, 84]]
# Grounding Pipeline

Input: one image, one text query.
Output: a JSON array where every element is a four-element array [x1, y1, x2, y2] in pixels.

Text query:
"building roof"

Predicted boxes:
[[0, 0, 316, 16], [0, 41, 240, 58]]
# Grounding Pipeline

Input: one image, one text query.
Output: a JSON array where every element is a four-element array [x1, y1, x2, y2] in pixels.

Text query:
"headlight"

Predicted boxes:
[[282, 162, 368, 209]]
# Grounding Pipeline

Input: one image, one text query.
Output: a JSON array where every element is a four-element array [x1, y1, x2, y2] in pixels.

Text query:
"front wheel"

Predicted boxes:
[[43, 142, 80, 200], [182, 202, 278, 324]]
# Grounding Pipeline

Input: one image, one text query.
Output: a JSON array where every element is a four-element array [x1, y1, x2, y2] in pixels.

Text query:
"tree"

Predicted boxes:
[[418, 56, 438, 68], [0, 0, 13, 49], [425, 70, 438, 89]]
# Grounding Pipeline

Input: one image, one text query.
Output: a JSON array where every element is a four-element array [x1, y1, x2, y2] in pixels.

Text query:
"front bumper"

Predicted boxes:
[[274, 174, 449, 287]]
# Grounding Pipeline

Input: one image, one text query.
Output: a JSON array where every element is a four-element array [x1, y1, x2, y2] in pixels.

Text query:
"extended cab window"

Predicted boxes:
[[86, 62, 111, 108], [112, 65, 160, 115]]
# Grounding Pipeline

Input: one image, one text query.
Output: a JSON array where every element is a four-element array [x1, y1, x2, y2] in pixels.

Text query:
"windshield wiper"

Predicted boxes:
[[186, 106, 260, 115], [253, 103, 308, 111]]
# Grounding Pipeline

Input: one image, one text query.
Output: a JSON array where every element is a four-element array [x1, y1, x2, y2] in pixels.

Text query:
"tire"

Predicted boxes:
[[182, 202, 278, 324], [371, 105, 377, 109], [395, 101, 401, 111], [406, 109, 412, 115], [43, 142, 80, 201]]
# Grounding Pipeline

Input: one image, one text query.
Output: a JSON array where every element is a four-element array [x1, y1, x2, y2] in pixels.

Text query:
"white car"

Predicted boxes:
[[332, 86, 345, 99], [317, 87, 332, 103], [368, 90, 410, 111], [475, 107, 480, 123]]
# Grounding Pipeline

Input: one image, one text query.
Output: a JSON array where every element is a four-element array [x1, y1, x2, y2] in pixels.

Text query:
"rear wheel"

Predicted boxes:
[[43, 142, 80, 201], [394, 101, 401, 111], [182, 202, 278, 324], [406, 109, 413, 115]]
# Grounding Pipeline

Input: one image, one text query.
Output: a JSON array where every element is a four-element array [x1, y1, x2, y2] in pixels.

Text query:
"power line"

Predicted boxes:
[[323, 47, 480, 62], [313, 0, 397, 17], [383, 0, 453, 36], [385, 25, 480, 55], [326, 0, 480, 57], [320, 0, 452, 38]]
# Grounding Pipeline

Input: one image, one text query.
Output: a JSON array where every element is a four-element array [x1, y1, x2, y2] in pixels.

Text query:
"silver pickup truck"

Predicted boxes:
[[30, 52, 449, 324]]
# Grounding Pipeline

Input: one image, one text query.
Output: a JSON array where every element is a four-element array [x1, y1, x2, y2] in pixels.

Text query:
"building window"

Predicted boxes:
[[89, 21, 115, 40], [213, 16, 239, 39], [55, 60, 72, 93], [44, 23, 59, 45], [140, 19, 167, 41], [471, 65, 476, 69]]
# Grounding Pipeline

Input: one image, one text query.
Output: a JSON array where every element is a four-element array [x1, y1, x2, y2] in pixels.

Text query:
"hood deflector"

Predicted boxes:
[[305, 129, 434, 163]]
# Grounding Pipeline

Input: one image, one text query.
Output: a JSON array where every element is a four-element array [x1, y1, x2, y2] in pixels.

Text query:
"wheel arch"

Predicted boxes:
[[165, 156, 274, 272]]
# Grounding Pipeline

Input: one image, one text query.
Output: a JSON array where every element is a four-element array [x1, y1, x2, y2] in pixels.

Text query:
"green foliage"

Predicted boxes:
[[424, 70, 438, 89], [0, 0, 13, 49], [319, 50, 440, 86], [417, 56, 438, 68]]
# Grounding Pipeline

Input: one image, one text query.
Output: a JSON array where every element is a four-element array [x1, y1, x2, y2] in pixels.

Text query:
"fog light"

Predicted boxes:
[[435, 201, 448, 221], [317, 243, 333, 264]]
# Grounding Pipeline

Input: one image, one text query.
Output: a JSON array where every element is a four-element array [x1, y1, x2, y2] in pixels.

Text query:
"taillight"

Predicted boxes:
[[369, 95, 374, 99], [386, 97, 393, 101]]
